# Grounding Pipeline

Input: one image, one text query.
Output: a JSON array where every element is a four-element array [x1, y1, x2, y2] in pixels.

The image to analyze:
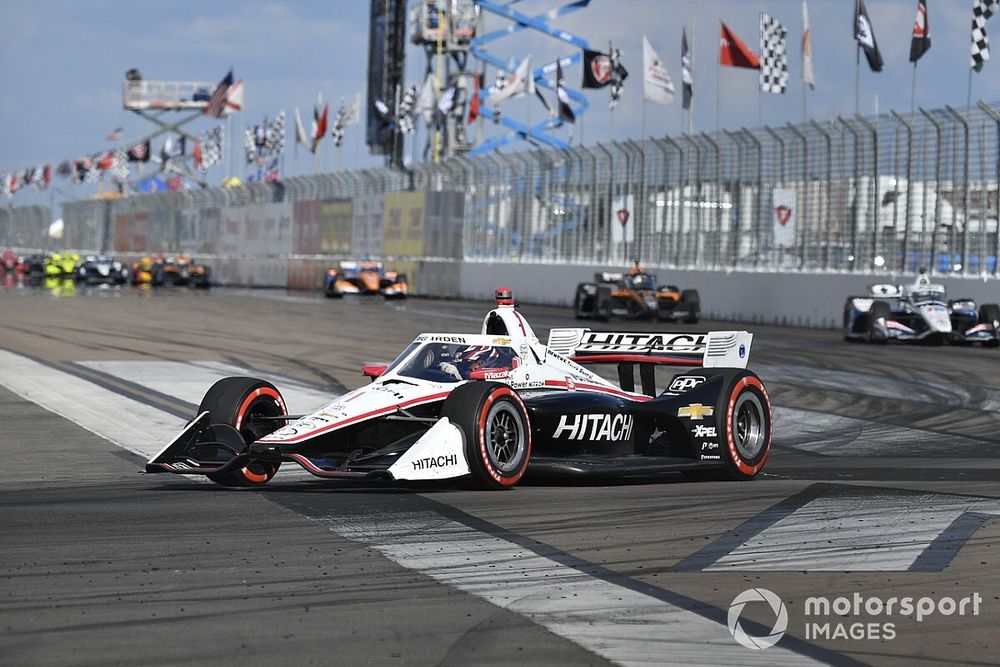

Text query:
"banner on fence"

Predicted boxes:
[[772, 188, 796, 248], [611, 194, 634, 243]]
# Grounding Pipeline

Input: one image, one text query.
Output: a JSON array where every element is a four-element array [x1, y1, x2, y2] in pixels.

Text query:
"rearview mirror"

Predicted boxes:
[[362, 363, 388, 379]]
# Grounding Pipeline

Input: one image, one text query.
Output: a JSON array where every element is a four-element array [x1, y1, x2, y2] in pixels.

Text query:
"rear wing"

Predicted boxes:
[[546, 328, 753, 369]]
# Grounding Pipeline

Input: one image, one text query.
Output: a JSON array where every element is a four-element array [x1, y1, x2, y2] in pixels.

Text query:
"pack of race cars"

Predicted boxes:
[[1, 249, 211, 289]]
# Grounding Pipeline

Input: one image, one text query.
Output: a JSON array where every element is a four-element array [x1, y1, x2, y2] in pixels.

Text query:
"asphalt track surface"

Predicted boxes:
[[1, 283, 998, 666]]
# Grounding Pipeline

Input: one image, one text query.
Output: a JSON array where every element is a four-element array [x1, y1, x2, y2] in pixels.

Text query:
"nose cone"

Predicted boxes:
[[362, 271, 380, 292]]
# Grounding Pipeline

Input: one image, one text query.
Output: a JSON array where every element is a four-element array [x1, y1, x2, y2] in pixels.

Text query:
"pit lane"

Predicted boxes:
[[1, 286, 997, 665]]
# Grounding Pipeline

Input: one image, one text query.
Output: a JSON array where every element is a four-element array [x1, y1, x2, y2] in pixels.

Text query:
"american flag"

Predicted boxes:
[[204, 70, 234, 117]]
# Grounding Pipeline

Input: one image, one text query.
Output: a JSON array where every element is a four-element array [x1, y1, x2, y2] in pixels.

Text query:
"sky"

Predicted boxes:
[[2, 0, 999, 213]]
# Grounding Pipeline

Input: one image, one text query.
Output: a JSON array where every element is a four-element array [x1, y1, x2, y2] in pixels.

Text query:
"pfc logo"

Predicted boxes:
[[669, 375, 705, 392]]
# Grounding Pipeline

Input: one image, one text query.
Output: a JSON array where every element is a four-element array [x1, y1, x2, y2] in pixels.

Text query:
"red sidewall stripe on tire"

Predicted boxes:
[[476, 387, 532, 487], [725, 375, 772, 477], [235, 387, 286, 483]]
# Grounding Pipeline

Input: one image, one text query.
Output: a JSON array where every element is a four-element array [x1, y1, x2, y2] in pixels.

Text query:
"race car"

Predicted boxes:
[[1, 249, 24, 275], [73, 255, 128, 286], [159, 253, 211, 288], [575, 262, 699, 323], [844, 270, 1000, 346], [146, 288, 770, 489], [130, 256, 164, 287], [323, 259, 408, 299], [43, 252, 80, 278]]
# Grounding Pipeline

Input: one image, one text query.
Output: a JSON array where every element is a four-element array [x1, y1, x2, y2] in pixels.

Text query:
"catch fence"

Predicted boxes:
[[40, 100, 1000, 279]]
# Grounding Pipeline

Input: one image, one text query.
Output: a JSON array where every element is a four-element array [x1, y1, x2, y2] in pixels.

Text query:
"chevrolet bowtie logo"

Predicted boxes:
[[678, 403, 714, 420]]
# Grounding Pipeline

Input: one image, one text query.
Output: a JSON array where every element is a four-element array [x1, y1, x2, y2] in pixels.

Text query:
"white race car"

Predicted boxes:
[[147, 289, 772, 489]]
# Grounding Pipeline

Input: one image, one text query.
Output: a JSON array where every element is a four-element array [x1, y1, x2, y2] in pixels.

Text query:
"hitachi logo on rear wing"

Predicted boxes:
[[546, 328, 753, 369]]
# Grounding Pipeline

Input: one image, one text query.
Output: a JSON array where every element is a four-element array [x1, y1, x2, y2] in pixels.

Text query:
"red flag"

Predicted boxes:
[[97, 151, 114, 171], [311, 102, 328, 153], [43, 165, 51, 189], [467, 74, 481, 124], [719, 23, 760, 69], [193, 138, 203, 170]]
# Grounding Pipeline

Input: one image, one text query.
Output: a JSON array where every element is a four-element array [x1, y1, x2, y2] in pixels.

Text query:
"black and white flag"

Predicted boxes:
[[556, 59, 575, 124], [681, 28, 693, 110], [855, 0, 884, 72], [265, 111, 285, 156], [760, 13, 789, 94], [972, 0, 999, 71], [200, 127, 223, 172], [243, 127, 257, 164], [110, 148, 130, 183], [609, 48, 628, 110], [397, 85, 417, 134]]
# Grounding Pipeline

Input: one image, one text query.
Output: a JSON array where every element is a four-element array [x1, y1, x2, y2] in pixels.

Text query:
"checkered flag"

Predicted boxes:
[[609, 48, 628, 110], [760, 13, 789, 94], [265, 111, 285, 156], [243, 127, 256, 164], [200, 127, 223, 172], [972, 0, 999, 72], [397, 85, 417, 134], [110, 148, 130, 182], [331, 100, 349, 147]]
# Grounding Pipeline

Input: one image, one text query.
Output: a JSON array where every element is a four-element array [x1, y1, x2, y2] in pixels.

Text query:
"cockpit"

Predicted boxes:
[[384, 342, 519, 383]]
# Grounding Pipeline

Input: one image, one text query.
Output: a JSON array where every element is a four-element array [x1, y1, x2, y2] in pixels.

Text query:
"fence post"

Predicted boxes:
[[700, 132, 722, 269], [594, 143, 614, 265], [890, 110, 914, 273], [856, 113, 879, 273], [945, 105, 971, 275], [723, 129, 746, 268], [919, 108, 945, 276], [741, 128, 763, 269], [625, 139, 646, 263], [786, 123, 809, 269], [837, 116, 862, 272], [978, 101, 1000, 277]]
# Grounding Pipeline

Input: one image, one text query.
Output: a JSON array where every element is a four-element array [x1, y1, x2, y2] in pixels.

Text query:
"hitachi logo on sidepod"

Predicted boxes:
[[553, 414, 633, 441], [412, 454, 458, 471]]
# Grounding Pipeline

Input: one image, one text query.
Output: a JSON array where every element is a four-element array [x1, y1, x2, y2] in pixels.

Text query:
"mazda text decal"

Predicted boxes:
[[553, 414, 634, 441]]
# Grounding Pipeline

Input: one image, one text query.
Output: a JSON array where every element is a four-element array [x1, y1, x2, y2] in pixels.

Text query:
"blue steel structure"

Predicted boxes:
[[469, 0, 592, 154]]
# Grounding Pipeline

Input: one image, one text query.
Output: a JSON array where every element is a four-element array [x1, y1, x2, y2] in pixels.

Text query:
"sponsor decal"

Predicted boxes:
[[411, 454, 458, 471], [275, 426, 299, 437], [510, 380, 545, 389], [669, 375, 705, 392], [678, 403, 714, 420], [424, 335, 467, 343], [739, 344, 746, 359], [565, 376, 576, 391], [552, 413, 634, 441], [372, 385, 406, 400], [700, 441, 719, 451], [481, 370, 510, 381], [700, 454, 722, 461], [579, 332, 707, 353], [693, 424, 717, 438], [493, 337, 511, 345]]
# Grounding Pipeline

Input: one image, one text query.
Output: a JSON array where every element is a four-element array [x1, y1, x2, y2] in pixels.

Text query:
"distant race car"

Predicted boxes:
[[160, 253, 211, 288], [146, 288, 770, 489], [74, 255, 128, 286], [2, 249, 24, 275], [575, 263, 699, 323], [130, 256, 164, 287], [324, 259, 408, 299], [844, 270, 1000, 346], [43, 252, 80, 278]]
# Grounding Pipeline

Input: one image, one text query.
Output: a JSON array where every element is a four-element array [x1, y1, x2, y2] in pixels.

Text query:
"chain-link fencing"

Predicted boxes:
[[45, 100, 1000, 278], [0, 205, 51, 251]]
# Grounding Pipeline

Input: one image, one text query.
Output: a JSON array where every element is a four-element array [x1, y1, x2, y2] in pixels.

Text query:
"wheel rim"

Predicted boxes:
[[733, 392, 766, 461], [485, 401, 525, 473]]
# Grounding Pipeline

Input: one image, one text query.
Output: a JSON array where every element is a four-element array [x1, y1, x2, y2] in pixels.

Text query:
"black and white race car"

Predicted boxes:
[[74, 255, 128, 286], [146, 289, 771, 489], [844, 271, 1000, 346]]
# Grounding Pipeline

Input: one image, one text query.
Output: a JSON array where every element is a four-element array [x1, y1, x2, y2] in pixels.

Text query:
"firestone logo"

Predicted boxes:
[[728, 588, 788, 650]]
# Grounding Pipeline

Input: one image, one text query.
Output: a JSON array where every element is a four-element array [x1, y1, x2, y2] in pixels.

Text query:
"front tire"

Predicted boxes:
[[980, 303, 1000, 347], [441, 382, 531, 490], [868, 301, 891, 343], [680, 289, 700, 324], [199, 377, 287, 487], [718, 372, 772, 480]]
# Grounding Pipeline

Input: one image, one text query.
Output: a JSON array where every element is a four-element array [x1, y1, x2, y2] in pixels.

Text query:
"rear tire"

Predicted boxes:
[[868, 301, 891, 343], [717, 371, 772, 480], [980, 303, 1000, 348], [199, 377, 287, 487], [440, 382, 531, 490], [573, 283, 593, 319], [680, 289, 700, 324]]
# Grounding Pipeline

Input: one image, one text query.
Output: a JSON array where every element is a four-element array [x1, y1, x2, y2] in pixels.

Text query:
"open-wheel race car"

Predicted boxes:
[[146, 289, 770, 489], [323, 259, 407, 299], [73, 255, 128, 286], [160, 253, 211, 288], [844, 270, 1000, 346], [575, 262, 700, 323]]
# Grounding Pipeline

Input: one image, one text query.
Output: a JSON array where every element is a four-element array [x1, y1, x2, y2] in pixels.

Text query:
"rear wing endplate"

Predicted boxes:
[[546, 328, 753, 369]]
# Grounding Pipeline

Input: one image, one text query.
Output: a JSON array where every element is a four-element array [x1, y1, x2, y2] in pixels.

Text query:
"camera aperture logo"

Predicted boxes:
[[728, 588, 788, 649]]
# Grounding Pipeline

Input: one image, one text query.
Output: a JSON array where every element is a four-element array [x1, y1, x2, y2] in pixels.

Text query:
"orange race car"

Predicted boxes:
[[159, 253, 211, 288], [574, 261, 700, 323], [323, 259, 408, 299]]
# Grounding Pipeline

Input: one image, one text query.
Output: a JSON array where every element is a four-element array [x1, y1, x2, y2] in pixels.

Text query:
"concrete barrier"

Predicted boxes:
[[458, 261, 1000, 329]]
